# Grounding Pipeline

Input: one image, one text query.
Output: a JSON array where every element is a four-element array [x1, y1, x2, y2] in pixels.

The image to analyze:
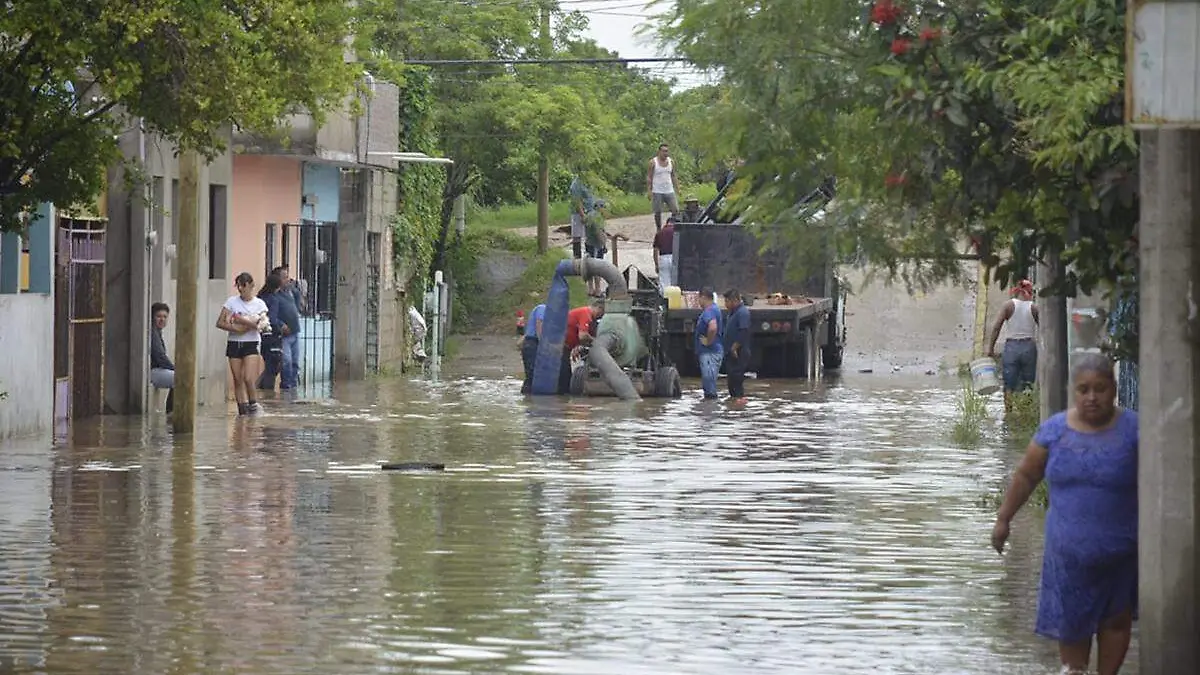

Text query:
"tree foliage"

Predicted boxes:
[[0, 0, 362, 233], [657, 0, 1137, 297], [364, 0, 724, 209]]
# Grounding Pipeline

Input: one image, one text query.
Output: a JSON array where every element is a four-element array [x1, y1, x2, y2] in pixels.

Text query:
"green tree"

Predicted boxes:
[[656, 0, 1136, 296], [0, 0, 362, 232]]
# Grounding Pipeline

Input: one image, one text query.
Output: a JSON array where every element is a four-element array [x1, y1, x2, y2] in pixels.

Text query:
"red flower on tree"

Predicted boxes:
[[920, 26, 942, 42], [890, 38, 911, 55], [871, 0, 902, 26]]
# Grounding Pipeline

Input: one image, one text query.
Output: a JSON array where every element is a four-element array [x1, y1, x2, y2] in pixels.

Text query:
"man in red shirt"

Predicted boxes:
[[559, 299, 605, 393]]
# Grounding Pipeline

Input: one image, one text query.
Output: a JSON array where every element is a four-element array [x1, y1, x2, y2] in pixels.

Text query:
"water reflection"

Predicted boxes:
[[0, 373, 1138, 673]]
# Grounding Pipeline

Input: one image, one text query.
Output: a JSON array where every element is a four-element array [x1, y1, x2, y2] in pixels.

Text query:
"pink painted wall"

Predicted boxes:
[[230, 156, 302, 285]]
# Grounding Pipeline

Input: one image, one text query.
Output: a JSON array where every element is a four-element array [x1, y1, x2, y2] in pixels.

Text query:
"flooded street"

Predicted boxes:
[[0, 372, 1138, 674]]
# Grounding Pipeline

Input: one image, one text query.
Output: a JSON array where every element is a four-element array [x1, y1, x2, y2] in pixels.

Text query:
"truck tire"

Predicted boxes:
[[654, 366, 683, 398], [822, 344, 844, 370], [569, 365, 587, 396]]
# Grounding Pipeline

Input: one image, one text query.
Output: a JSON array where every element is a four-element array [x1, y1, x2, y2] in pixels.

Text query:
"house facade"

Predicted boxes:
[[97, 77, 412, 416]]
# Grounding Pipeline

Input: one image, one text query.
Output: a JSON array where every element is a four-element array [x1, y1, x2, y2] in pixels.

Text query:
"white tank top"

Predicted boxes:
[[1007, 299, 1036, 340], [651, 157, 674, 194]]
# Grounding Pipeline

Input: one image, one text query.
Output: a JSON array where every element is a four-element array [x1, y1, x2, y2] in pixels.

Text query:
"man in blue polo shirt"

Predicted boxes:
[[695, 286, 724, 399], [723, 287, 751, 403], [520, 303, 546, 394]]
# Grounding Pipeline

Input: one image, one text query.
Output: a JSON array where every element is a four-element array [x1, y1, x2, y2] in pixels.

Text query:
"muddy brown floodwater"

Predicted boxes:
[[0, 371, 1138, 674]]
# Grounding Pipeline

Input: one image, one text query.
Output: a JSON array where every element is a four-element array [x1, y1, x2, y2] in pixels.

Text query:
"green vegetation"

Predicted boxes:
[[0, 0, 363, 232], [1006, 388, 1041, 440], [446, 227, 587, 333], [468, 183, 719, 230], [363, 0, 727, 293], [950, 380, 992, 447], [659, 0, 1137, 303]]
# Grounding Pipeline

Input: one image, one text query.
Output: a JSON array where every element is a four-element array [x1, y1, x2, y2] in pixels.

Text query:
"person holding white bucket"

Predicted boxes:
[[987, 279, 1039, 411]]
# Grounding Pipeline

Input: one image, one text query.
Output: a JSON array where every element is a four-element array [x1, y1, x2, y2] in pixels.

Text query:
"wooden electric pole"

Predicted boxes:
[[536, 1, 552, 254], [172, 150, 201, 433]]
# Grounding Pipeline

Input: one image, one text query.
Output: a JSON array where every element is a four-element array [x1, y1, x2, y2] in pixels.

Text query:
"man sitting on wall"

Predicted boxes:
[[149, 302, 174, 413]]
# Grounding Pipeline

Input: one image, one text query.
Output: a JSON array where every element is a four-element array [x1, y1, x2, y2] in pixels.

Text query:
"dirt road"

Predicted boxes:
[[510, 214, 1008, 375]]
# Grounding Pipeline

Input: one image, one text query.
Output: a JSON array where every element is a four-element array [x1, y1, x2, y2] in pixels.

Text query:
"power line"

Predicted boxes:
[[404, 56, 693, 66]]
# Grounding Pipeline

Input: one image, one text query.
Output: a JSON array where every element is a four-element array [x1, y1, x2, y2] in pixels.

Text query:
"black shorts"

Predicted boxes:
[[572, 239, 582, 259], [226, 341, 261, 359], [585, 244, 606, 259]]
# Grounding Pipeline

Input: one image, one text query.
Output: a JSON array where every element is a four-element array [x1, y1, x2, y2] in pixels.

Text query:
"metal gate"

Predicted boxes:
[[53, 217, 106, 420], [365, 233, 381, 373], [264, 220, 337, 398]]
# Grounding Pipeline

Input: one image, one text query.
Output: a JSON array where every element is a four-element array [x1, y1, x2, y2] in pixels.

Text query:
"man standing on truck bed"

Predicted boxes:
[[723, 288, 751, 403], [695, 287, 724, 399], [987, 279, 1039, 412], [647, 143, 680, 232]]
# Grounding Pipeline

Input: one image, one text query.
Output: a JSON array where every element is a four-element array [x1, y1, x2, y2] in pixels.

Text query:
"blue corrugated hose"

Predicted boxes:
[[531, 260, 575, 395]]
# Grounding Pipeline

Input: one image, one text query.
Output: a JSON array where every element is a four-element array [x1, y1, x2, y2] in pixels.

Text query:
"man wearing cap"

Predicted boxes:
[[986, 279, 1040, 411], [682, 195, 702, 223]]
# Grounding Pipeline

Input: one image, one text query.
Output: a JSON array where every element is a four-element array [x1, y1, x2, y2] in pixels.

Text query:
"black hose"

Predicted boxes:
[[589, 332, 640, 401]]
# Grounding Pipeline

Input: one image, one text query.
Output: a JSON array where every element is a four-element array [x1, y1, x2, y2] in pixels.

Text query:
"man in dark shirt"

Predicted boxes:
[[723, 288, 751, 402], [149, 302, 175, 413], [653, 217, 675, 288], [272, 266, 304, 388]]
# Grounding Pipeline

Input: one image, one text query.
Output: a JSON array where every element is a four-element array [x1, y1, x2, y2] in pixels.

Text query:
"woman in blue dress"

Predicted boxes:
[[991, 354, 1138, 675]]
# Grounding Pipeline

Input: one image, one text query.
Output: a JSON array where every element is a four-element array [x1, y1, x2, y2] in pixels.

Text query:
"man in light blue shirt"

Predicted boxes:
[[520, 303, 546, 394], [694, 286, 724, 399]]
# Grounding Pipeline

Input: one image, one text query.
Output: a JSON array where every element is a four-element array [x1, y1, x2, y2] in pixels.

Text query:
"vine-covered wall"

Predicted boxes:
[[393, 70, 446, 292]]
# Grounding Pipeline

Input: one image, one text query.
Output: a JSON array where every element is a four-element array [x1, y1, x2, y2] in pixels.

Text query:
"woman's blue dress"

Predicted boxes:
[[1033, 409, 1139, 642]]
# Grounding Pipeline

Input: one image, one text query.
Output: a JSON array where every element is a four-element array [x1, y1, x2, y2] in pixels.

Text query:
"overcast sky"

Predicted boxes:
[[575, 0, 711, 89]]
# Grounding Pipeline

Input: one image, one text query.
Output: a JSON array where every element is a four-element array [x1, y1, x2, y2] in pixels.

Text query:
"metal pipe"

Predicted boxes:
[[572, 257, 628, 299]]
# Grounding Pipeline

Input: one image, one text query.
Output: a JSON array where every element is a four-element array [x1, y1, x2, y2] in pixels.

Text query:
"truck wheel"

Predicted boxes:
[[569, 365, 587, 396], [822, 344, 844, 370], [654, 366, 682, 398]]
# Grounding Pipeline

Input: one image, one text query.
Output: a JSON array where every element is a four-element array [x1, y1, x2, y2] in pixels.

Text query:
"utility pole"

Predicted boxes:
[[172, 150, 201, 433], [536, 0, 552, 254], [1126, 4, 1200, 670], [1137, 129, 1200, 673]]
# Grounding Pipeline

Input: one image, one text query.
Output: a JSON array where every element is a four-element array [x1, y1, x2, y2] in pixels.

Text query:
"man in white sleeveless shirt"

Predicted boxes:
[[646, 143, 680, 232], [986, 279, 1040, 411]]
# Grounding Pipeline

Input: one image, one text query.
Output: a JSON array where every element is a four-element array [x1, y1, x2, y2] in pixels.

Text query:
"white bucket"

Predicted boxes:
[[969, 357, 1001, 396]]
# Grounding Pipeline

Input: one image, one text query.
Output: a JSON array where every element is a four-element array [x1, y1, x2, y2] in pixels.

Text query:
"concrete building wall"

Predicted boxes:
[[301, 163, 341, 223], [335, 167, 401, 379], [105, 127, 235, 414], [230, 156, 303, 281], [0, 294, 54, 440], [377, 288, 410, 372]]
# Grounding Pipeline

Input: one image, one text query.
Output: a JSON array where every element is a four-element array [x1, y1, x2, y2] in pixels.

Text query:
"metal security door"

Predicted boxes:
[[54, 217, 107, 419]]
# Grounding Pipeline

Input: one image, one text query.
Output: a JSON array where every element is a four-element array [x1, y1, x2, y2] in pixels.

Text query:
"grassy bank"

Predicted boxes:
[[469, 184, 719, 230], [447, 227, 588, 334]]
